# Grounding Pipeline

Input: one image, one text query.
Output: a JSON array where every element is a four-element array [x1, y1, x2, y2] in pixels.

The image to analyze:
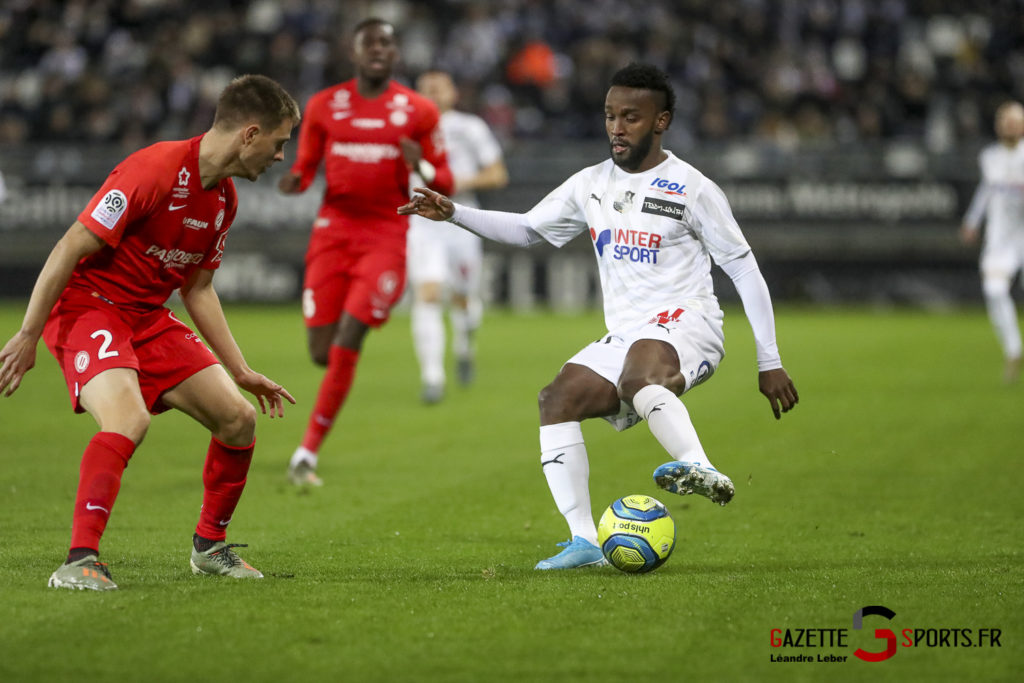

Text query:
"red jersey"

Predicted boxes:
[[71, 135, 238, 313], [290, 79, 453, 248]]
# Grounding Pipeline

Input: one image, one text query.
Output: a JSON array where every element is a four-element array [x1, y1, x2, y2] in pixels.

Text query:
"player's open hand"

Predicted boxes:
[[0, 331, 38, 398], [236, 370, 296, 418], [759, 367, 798, 420], [397, 186, 455, 221]]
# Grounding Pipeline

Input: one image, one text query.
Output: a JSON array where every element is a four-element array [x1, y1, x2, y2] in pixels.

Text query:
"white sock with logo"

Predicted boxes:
[[539, 422, 597, 545], [412, 300, 446, 387], [632, 384, 714, 469], [290, 445, 318, 469]]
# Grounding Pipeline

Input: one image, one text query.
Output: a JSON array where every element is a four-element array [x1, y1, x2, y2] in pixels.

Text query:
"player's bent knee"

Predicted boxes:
[[107, 410, 150, 446], [617, 375, 684, 404], [214, 396, 258, 446], [538, 381, 605, 423], [417, 282, 443, 303], [537, 382, 569, 423]]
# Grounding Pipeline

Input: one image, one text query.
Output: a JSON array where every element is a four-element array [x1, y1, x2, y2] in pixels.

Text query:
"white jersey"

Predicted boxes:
[[525, 152, 751, 330], [437, 109, 504, 208], [408, 110, 503, 286], [963, 142, 1024, 247]]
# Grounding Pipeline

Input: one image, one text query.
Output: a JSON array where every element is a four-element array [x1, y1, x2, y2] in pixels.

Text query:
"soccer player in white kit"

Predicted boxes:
[[407, 71, 509, 403], [960, 101, 1024, 383], [399, 63, 798, 569]]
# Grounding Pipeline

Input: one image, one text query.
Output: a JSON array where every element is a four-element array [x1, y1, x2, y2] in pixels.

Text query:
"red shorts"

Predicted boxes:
[[302, 241, 406, 328], [43, 292, 220, 414]]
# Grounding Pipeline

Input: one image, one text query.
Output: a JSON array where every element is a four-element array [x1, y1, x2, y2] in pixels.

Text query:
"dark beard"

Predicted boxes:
[[611, 128, 655, 171]]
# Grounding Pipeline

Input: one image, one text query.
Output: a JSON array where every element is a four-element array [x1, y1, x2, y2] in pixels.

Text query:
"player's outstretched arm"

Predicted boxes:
[[759, 367, 799, 420], [0, 222, 104, 397], [180, 269, 295, 417], [401, 189, 544, 247]]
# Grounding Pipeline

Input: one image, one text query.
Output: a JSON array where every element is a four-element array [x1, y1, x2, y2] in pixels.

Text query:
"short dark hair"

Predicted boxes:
[[213, 74, 300, 131], [610, 63, 675, 123]]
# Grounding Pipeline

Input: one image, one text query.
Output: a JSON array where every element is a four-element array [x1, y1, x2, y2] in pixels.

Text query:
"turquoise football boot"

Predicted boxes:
[[534, 536, 608, 570]]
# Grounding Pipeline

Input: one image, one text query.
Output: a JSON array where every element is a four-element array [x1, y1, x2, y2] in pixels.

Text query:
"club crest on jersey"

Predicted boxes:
[[90, 189, 127, 230], [387, 93, 413, 127], [590, 227, 662, 263], [613, 190, 635, 213], [330, 89, 351, 109], [649, 177, 686, 197]]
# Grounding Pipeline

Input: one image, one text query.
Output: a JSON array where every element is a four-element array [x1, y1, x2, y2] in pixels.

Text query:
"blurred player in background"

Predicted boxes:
[[401, 63, 798, 570], [0, 75, 300, 590], [408, 70, 508, 404], [960, 101, 1024, 383], [278, 19, 453, 486]]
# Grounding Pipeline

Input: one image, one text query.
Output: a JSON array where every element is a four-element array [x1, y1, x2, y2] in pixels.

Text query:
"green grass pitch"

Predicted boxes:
[[0, 302, 1020, 682]]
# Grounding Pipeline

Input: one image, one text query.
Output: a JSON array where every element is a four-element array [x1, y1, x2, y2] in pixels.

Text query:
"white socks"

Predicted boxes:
[[631, 384, 713, 469], [411, 301, 446, 386], [290, 446, 318, 469], [450, 297, 481, 360], [983, 278, 1022, 359], [539, 422, 597, 544]]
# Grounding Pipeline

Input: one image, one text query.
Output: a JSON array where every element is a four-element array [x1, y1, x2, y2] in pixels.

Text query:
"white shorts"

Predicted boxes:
[[407, 217, 482, 296], [565, 308, 725, 431]]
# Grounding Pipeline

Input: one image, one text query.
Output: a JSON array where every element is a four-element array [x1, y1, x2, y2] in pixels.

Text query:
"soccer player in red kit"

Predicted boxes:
[[0, 75, 301, 590], [278, 18, 453, 486]]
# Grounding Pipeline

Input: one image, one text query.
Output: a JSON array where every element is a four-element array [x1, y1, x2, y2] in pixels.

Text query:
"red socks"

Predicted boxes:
[[70, 432, 136, 553], [68, 433, 255, 554], [195, 437, 254, 542], [301, 345, 359, 453]]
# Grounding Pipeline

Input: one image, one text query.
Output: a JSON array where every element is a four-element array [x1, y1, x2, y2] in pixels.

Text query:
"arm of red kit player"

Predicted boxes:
[[0, 222, 104, 397], [416, 119, 454, 195], [179, 269, 295, 417], [280, 97, 326, 194]]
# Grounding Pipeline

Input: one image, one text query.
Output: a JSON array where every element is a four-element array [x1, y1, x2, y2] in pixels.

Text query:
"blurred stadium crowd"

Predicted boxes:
[[1, 0, 1022, 154]]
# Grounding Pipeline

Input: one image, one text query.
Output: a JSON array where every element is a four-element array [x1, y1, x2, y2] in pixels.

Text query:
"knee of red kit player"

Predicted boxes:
[[214, 395, 258, 447], [107, 409, 150, 448]]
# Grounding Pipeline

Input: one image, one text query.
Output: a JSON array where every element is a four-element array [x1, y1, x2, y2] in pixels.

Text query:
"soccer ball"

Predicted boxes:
[[597, 495, 676, 573]]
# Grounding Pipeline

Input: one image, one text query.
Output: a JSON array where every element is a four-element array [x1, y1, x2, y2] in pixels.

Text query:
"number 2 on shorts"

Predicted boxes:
[[90, 329, 119, 359]]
